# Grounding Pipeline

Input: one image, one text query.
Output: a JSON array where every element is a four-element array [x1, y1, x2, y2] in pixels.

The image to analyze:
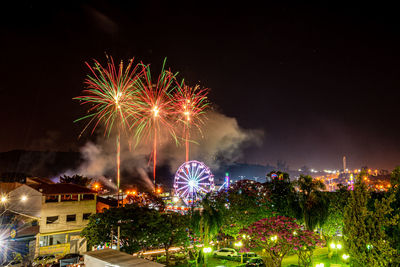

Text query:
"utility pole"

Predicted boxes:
[[117, 224, 120, 250], [111, 228, 113, 249]]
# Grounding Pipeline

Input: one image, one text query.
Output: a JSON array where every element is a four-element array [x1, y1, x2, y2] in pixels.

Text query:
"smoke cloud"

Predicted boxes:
[[65, 110, 263, 191]]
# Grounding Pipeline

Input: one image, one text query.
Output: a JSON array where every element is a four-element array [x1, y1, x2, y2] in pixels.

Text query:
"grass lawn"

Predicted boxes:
[[281, 247, 350, 267]]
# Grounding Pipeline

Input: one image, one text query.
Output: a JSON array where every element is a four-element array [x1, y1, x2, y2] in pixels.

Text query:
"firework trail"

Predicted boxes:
[[173, 82, 210, 162], [132, 59, 178, 187], [74, 57, 142, 192]]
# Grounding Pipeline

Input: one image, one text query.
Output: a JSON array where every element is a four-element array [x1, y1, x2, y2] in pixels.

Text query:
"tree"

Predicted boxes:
[[214, 180, 272, 239], [296, 175, 327, 231], [320, 189, 349, 243], [59, 174, 92, 187], [81, 205, 160, 254], [344, 177, 398, 266], [387, 166, 400, 256], [266, 171, 302, 219], [390, 165, 400, 188], [191, 196, 222, 245], [153, 212, 189, 265], [240, 216, 323, 267]]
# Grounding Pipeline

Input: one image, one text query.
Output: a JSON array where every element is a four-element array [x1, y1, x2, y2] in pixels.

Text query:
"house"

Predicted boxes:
[[3, 183, 97, 257]]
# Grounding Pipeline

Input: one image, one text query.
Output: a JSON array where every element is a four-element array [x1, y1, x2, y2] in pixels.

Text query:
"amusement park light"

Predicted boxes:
[[342, 254, 350, 260], [21, 195, 27, 202], [172, 196, 179, 203], [0, 196, 7, 203], [188, 180, 196, 188]]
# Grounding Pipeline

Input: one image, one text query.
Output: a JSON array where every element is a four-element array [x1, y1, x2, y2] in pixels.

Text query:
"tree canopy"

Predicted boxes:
[[59, 174, 92, 187]]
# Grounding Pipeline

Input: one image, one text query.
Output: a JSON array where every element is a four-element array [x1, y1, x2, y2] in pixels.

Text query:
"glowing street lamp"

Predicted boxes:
[[234, 241, 244, 263], [203, 247, 212, 253], [203, 247, 212, 266], [330, 242, 342, 263]]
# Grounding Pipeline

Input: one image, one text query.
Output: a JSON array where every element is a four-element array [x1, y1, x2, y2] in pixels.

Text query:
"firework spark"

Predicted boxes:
[[74, 57, 142, 192], [173, 82, 210, 161], [132, 59, 179, 186]]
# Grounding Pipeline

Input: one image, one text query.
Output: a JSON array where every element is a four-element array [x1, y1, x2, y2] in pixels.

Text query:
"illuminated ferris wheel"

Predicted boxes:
[[174, 160, 215, 205]]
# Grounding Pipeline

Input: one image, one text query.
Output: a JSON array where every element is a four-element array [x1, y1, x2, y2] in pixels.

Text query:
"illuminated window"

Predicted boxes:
[[45, 195, 58, 203]]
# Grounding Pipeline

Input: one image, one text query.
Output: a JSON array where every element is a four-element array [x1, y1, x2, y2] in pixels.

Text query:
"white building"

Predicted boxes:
[[3, 182, 97, 257]]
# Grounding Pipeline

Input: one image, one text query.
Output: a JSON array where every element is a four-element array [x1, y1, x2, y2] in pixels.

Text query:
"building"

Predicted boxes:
[[2, 182, 97, 258], [84, 248, 165, 267]]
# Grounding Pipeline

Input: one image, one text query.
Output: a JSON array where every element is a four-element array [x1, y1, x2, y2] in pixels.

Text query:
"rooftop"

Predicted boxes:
[[29, 183, 96, 195], [85, 249, 165, 267]]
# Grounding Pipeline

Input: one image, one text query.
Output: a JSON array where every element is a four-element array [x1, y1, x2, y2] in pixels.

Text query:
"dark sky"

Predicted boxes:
[[1, 1, 400, 170]]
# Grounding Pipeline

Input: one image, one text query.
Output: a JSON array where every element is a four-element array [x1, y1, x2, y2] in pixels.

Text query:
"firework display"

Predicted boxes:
[[74, 57, 142, 190], [173, 83, 210, 162], [75, 57, 211, 190], [132, 59, 179, 186]]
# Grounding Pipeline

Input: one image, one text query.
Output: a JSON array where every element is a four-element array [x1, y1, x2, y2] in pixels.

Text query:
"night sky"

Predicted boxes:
[[1, 1, 400, 170]]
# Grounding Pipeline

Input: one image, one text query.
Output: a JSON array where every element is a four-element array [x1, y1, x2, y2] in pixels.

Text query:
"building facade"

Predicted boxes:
[[4, 183, 96, 258]]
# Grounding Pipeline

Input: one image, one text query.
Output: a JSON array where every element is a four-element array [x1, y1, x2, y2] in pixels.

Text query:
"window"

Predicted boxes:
[[83, 213, 91, 220], [45, 195, 58, 203], [66, 214, 76, 222], [81, 194, 95, 200], [40, 234, 66, 246], [46, 216, 59, 224], [61, 195, 78, 202]]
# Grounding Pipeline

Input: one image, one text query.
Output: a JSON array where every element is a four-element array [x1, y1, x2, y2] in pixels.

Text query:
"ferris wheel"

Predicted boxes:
[[174, 160, 215, 205]]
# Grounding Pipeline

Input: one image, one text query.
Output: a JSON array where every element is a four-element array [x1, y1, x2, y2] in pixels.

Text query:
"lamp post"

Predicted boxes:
[[202, 247, 212, 266], [330, 242, 342, 263], [234, 241, 243, 263]]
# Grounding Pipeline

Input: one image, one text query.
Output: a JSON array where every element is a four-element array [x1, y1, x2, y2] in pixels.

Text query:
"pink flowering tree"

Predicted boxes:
[[239, 216, 324, 267]]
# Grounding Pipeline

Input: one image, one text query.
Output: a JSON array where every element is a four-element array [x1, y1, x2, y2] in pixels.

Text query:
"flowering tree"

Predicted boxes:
[[240, 216, 324, 267], [214, 180, 272, 239]]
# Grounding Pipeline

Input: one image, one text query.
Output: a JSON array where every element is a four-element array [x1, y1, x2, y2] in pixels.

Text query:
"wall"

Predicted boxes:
[[8, 184, 42, 218], [40, 196, 96, 234]]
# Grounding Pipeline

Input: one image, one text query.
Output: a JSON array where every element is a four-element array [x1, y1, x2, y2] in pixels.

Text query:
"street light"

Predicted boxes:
[[0, 197, 7, 203], [203, 247, 212, 266], [234, 241, 243, 263], [330, 242, 342, 263]]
